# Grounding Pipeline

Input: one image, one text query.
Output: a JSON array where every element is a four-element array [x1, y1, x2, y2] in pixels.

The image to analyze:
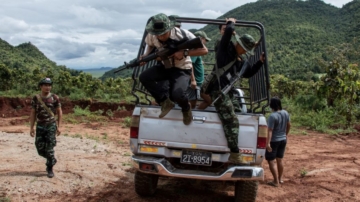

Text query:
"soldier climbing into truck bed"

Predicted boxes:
[[138, 13, 208, 125], [201, 17, 266, 164]]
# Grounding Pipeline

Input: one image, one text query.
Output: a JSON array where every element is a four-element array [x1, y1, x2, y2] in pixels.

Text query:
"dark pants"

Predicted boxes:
[[139, 63, 191, 111], [35, 122, 57, 167], [265, 140, 287, 161]]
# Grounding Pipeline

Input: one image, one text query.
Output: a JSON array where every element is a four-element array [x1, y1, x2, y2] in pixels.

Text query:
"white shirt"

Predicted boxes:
[[145, 27, 196, 70]]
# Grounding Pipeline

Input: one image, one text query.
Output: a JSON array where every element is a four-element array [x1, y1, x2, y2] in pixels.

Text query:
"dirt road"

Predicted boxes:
[[1, 116, 359, 202]]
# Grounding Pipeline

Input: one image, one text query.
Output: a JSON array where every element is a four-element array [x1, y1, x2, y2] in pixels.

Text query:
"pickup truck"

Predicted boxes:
[[125, 17, 270, 202]]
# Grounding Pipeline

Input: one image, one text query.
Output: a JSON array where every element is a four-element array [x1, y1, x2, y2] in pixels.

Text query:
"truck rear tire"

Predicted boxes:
[[234, 180, 258, 202], [134, 170, 159, 196]]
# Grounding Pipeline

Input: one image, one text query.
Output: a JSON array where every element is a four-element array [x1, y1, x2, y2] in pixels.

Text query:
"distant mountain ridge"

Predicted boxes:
[[76, 67, 115, 78], [73, 67, 114, 71]]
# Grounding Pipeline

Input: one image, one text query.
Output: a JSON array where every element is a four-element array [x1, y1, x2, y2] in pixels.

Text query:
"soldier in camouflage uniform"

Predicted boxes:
[[30, 78, 62, 178], [206, 18, 265, 164]]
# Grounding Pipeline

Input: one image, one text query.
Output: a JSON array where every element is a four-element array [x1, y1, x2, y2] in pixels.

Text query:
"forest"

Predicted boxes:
[[0, 0, 359, 133]]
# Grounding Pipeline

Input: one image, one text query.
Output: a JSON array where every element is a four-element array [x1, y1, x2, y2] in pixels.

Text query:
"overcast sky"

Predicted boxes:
[[0, 0, 353, 69]]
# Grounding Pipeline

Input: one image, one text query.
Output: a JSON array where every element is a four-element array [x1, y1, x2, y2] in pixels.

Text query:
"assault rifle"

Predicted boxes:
[[211, 60, 250, 105], [114, 37, 204, 73]]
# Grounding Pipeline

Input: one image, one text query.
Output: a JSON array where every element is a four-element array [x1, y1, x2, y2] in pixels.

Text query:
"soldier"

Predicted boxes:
[[188, 31, 211, 109], [139, 13, 208, 125], [30, 78, 62, 178], [204, 18, 265, 164]]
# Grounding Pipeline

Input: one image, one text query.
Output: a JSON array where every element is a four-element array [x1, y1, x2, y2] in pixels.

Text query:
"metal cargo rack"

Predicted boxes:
[[125, 17, 270, 114]]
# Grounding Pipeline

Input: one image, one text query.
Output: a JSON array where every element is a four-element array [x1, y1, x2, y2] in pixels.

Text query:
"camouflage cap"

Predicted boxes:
[[146, 13, 176, 35], [169, 15, 181, 27], [194, 31, 211, 41], [235, 34, 256, 55], [39, 77, 53, 86]]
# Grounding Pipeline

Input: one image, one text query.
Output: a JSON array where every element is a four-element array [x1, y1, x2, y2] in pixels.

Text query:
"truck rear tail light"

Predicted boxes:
[[257, 125, 267, 149], [130, 115, 140, 138], [257, 137, 267, 149]]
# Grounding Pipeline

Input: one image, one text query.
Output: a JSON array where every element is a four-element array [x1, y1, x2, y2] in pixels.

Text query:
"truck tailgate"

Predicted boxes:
[[137, 107, 259, 152]]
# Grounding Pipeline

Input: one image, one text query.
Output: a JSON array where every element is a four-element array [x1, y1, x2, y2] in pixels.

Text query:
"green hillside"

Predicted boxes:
[[105, 0, 360, 81], [0, 39, 56, 70]]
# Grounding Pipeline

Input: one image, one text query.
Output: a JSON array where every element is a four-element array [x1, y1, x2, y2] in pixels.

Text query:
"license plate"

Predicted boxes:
[[180, 150, 212, 166]]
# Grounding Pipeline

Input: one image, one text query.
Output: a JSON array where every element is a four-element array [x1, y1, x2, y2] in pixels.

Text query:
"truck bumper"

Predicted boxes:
[[132, 155, 264, 181]]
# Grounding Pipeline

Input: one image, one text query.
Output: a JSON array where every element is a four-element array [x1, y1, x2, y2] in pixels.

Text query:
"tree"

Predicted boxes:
[[316, 42, 360, 126], [0, 64, 13, 90]]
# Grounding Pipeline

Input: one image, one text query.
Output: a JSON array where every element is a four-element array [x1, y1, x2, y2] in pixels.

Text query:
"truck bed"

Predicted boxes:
[[136, 106, 260, 153]]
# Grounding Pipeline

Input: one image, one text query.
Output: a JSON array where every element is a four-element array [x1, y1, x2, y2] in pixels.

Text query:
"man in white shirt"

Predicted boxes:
[[139, 13, 208, 125]]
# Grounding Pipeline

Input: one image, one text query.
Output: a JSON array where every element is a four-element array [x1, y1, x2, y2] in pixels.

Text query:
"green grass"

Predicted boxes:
[[300, 168, 308, 177], [63, 106, 108, 124], [0, 197, 11, 202], [122, 117, 132, 128]]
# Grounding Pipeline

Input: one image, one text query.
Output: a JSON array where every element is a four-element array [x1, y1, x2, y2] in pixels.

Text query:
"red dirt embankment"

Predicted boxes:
[[0, 97, 134, 119]]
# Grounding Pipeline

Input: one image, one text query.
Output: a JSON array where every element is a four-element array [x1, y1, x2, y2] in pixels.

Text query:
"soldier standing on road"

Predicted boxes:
[[30, 78, 62, 178]]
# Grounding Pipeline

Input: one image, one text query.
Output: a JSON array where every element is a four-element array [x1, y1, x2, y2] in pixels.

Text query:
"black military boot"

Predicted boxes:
[[46, 166, 54, 178]]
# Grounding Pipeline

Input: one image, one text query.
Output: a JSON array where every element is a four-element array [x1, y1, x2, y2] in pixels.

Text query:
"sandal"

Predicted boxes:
[[267, 181, 279, 187]]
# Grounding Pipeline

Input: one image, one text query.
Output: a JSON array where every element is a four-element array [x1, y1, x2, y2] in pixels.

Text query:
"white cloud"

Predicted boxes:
[[68, 5, 114, 26], [200, 10, 223, 19], [0, 17, 29, 33], [0, 0, 354, 69]]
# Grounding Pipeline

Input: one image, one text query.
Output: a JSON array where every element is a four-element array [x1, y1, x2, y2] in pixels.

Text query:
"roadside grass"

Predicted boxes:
[[0, 197, 11, 202], [123, 152, 131, 156], [300, 168, 308, 177], [281, 98, 357, 135], [122, 117, 132, 127], [85, 134, 100, 142], [63, 105, 108, 124]]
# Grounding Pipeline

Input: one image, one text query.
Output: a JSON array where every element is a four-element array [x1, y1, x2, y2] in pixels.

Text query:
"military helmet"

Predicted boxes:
[[169, 15, 181, 27], [234, 34, 256, 55], [38, 77, 53, 86], [146, 13, 176, 35], [194, 31, 211, 41]]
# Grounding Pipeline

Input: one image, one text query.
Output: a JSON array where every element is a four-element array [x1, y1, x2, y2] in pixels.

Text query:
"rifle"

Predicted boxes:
[[211, 60, 250, 105], [114, 37, 204, 73]]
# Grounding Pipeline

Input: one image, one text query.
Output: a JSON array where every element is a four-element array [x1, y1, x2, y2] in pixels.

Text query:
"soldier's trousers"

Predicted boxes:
[[35, 123, 57, 167], [229, 89, 242, 113], [211, 91, 240, 153]]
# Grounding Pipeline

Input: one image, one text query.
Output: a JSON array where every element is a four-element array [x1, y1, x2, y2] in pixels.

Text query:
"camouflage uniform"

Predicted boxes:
[[31, 93, 61, 167], [211, 91, 239, 151], [229, 89, 242, 113]]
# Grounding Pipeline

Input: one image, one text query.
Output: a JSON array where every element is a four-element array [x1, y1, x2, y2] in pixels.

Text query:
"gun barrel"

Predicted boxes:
[[177, 37, 203, 50]]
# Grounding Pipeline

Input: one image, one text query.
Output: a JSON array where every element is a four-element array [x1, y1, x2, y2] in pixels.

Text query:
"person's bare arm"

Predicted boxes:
[[56, 107, 62, 136], [172, 46, 208, 60], [30, 109, 36, 137], [266, 128, 273, 152], [190, 67, 196, 89], [187, 45, 208, 57], [143, 45, 155, 57], [286, 122, 291, 136]]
